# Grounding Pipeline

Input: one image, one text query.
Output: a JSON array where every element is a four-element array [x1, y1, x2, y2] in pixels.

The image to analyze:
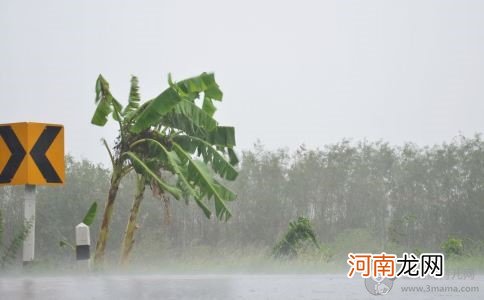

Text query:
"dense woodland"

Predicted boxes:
[[1, 135, 484, 268]]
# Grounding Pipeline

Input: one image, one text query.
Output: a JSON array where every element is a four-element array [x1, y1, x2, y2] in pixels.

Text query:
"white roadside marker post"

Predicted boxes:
[[76, 222, 91, 270], [22, 184, 36, 265]]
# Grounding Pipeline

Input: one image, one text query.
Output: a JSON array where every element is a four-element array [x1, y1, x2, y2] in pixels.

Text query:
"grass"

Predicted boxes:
[[3, 226, 484, 275]]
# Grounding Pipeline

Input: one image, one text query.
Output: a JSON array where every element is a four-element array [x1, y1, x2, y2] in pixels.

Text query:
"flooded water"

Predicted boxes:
[[0, 274, 482, 299]]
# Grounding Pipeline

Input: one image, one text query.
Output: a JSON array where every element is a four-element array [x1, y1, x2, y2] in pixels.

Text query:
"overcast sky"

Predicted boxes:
[[1, 0, 483, 165]]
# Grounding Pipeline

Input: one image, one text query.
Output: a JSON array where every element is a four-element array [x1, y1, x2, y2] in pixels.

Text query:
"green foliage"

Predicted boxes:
[[125, 151, 183, 199], [172, 143, 236, 220], [82, 202, 98, 226], [92, 75, 123, 126], [272, 217, 319, 259], [129, 72, 222, 134], [123, 75, 141, 117], [59, 240, 75, 250], [0, 210, 32, 268], [441, 238, 464, 257], [91, 73, 239, 221], [91, 73, 239, 264], [130, 87, 183, 133]]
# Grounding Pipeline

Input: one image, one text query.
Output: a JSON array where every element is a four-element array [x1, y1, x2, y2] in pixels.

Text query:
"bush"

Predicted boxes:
[[441, 238, 464, 257], [272, 217, 319, 259]]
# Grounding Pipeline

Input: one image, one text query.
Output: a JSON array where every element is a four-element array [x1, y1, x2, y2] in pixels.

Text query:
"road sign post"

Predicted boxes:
[[0, 122, 64, 266], [23, 184, 36, 264]]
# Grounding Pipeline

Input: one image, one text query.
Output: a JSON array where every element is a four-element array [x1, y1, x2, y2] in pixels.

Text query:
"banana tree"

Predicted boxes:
[[91, 73, 239, 265]]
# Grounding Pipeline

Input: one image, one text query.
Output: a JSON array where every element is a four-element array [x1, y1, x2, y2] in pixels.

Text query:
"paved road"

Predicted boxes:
[[0, 274, 482, 299]]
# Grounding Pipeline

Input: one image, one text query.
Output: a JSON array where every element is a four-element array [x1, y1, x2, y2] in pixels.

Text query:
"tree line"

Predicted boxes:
[[1, 135, 484, 267]]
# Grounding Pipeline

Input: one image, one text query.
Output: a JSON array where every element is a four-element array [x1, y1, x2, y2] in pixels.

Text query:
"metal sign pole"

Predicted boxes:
[[23, 184, 36, 264]]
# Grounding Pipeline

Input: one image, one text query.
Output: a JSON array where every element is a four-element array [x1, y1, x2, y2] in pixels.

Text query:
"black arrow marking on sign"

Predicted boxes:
[[0, 126, 27, 183], [30, 126, 62, 183]]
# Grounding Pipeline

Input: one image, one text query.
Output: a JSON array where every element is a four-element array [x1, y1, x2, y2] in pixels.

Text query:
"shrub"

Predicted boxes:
[[272, 217, 319, 259], [441, 238, 464, 257]]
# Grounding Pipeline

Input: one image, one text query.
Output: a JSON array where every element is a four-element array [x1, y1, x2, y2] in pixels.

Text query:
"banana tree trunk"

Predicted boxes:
[[94, 168, 123, 265], [120, 174, 146, 266]]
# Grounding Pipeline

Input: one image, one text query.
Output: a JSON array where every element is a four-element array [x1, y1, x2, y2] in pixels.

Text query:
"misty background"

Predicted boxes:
[[3, 137, 484, 272], [2, 2, 484, 300], [1, 0, 484, 165]]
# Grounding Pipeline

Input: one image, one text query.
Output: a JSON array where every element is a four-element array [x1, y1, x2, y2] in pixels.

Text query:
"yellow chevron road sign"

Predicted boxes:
[[0, 122, 64, 186]]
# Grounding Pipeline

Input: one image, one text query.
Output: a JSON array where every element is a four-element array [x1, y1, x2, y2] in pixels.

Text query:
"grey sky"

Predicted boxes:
[[1, 0, 483, 165]]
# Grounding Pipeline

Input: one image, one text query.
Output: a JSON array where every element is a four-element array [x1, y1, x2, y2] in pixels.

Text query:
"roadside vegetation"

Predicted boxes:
[[272, 217, 320, 259], [90, 73, 238, 266], [2, 135, 484, 272]]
